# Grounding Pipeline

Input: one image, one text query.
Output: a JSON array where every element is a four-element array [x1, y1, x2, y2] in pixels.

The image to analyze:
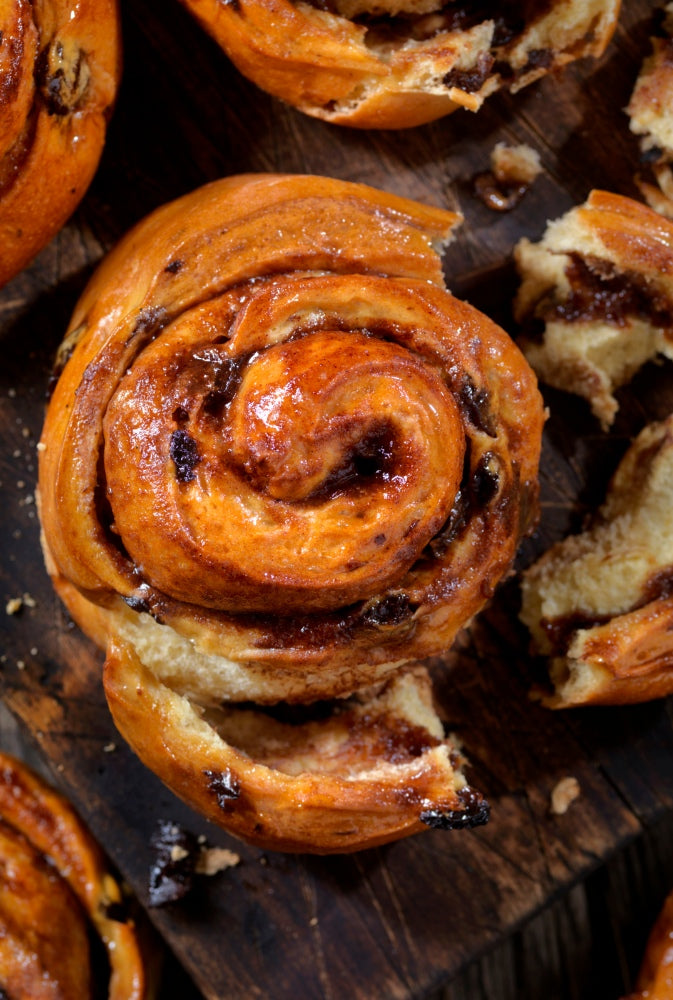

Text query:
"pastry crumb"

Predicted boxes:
[[474, 142, 542, 211], [195, 846, 240, 876], [6, 597, 22, 615], [550, 776, 581, 815]]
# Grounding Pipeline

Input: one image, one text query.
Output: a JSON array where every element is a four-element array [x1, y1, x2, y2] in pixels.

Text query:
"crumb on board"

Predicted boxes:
[[491, 142, 542, 186], [6, 594, 36, 614], [195, 846, 241, 877], [473, 142, 542, 211], [103, 742, 117, 753], [550, 776, 581, 815]]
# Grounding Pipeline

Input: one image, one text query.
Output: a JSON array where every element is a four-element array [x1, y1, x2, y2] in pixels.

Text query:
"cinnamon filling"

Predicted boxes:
[[524, 256, 673, 342], [540, 565, 673, 656], [305, 0, 555, 65]]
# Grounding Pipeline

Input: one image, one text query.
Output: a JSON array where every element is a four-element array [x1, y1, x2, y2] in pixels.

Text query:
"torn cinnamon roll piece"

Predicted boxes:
[[177, 0, 620, 129], [514, 190, 673, 429], [0, 752, 153, 999], [39, 173, 544, 852], [521, 415, 673, 707], [0, 0, 120, 288], [627, 4, 673, 220]]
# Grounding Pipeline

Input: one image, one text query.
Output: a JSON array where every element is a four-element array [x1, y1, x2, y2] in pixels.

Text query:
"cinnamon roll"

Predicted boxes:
[[177, 0, 620, 129], [0, 0, 120, 288], [0, 752, 152, 999], [39, 173, 544, 852], [521, 415, 673, 708], [514, 190, 673, 429]]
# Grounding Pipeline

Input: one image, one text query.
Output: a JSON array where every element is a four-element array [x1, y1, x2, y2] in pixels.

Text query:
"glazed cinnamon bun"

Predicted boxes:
[[178, 0, 620, 129], [521, 415, 673, 707], [39, 173, 544, 852], [0, 752, 152, 999], [0, 0, 120, 288]]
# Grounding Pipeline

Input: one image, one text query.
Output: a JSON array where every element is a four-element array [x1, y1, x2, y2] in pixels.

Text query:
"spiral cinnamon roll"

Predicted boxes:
[[39, 173, 544, 852], [178, 0, 620, 129], [0, 752, 152, 999], [0, 0, 120, 288]]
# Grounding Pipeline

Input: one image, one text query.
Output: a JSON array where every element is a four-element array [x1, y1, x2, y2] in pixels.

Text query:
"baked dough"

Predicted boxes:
[[627, 3, 673, 220], [622, 887, 673, 1000], [521, 415, 673, 707], [0, 0, 120, 288], [0, 751, 153, 999], [39, 173, 544, 851], [514, 190, 673, 429], [178, 0, 620, 128]]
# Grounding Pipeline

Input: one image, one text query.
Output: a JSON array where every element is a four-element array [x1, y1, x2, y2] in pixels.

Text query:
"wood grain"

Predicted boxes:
[[1, 1, 672, 998]]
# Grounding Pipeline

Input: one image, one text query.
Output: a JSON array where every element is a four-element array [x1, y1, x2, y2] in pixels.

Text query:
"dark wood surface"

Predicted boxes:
[[1, 2, 673, 998]]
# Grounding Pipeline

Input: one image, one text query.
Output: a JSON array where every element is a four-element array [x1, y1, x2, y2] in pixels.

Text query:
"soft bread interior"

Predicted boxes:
[[514, 194, 673, 428], [103, 642, 487, 852], [521, 417, 673, 706]]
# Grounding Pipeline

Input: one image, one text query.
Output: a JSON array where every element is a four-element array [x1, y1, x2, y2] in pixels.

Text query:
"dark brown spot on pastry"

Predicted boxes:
[[362, 592, 413, 628], [458, 374, 496, 436], [420, 787, 490, 830], [444, 52, 494, 93], [169, 430, 201, 483], [204, 768, 241, 810], [36, 40, 90, 116], [471, 452, 500, 507]]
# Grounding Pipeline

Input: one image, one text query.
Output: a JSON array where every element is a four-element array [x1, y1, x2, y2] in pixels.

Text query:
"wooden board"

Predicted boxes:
[[2, 1, 673, 997]]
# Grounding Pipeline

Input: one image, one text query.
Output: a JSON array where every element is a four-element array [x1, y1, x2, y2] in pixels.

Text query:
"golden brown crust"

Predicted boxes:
[[627, 6, 673, 219], [0, 751, 153, 999], [39, 172, 542, 850], [623, 889, 673, 1000], [0, 0, 121, 288], [104, 641, 488, 854], [514, 190, 673, 429], [521, 415, 673, 707], [177, 0, 620, 129]]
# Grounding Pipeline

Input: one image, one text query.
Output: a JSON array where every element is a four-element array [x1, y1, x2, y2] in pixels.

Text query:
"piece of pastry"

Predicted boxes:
[[622, 888, 673, 1000], [627, 4, 673, 220], [177, 0, 620, 129], [38, 173, 544, 852], [520, 415, 673, 708], [0, 0, 120, 288], [514, 190, 673, 429], [474, 141, 543, 212], [0, 751, 153, 999]]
